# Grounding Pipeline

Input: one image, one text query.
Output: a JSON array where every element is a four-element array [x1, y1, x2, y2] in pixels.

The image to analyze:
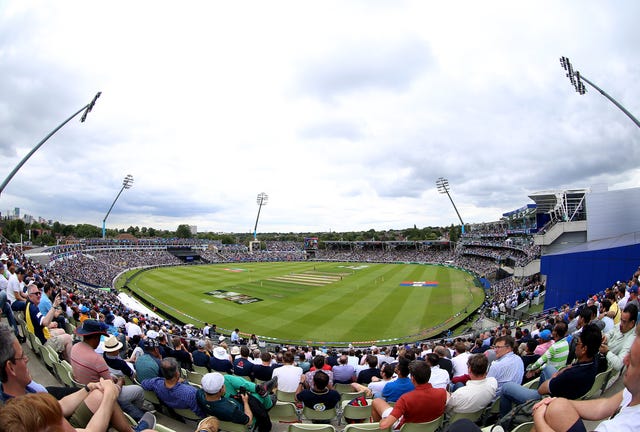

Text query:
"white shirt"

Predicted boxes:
[[428, 365, 450, 389], [272, 364, 303, 392], [595, 389, 639, 432], [6, 273, 20, 303], [451, 352, 471, 377], [446, 377, 497, 413]]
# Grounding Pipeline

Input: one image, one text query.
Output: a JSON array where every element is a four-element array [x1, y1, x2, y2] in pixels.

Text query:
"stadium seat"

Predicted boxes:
[[172, 407, 202, 422], [339, 391, 365, 405], [447, 408, 485, 424], [398, 415, 444, 432], [522, 377, 540, 390], [218, 420, 251, 432], [334, 383, 356, 394], [269, 401, 301, 423], [288, 424, 336, 432], [277, 390, 298, 403], [579, 368, 612, 400], [340, 403, 372, 424], [192, 365, 209, 375], [186, 370, 204, 385], [154, 423, 177, 432], [512, 422, 534, 432], [343, 422, 392, 432], [302, 407, 338, 424]]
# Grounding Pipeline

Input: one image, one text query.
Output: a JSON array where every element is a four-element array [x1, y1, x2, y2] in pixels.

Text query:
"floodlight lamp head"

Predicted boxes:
[[122, 174, 134, 189], [436, 177, 450, 194], [256, 192, 268, 205]]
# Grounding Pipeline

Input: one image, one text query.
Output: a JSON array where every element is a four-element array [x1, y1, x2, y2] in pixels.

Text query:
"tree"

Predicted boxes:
[[176, 224, 192, 238]]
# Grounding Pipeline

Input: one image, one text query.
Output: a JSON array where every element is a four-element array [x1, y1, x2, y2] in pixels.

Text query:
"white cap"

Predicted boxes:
[[201, 372, 225, 394]]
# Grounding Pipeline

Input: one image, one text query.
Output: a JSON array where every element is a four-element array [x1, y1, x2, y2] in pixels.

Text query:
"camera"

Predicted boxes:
[[237, 386, 247, 396]]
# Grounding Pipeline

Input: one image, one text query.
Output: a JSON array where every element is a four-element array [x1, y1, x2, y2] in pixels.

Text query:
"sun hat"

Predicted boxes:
[[103, 335, 123, 353], [230, 346, 241, 356], [75, 320, 108, 336], [146, 330, 159, 339], [201, 372, 225, 394], [218, 335, 226, 342], [213, 346, 228, 360]]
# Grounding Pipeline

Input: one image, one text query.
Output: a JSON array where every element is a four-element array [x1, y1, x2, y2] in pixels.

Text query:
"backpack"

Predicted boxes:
[[492, 399, 536, 432]]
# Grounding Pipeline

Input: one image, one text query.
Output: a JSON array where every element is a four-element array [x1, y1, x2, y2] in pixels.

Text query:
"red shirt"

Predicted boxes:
[[390, 383, 447, 428]]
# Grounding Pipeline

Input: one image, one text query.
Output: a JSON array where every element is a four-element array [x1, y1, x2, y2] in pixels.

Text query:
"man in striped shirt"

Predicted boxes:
[[525, 322, 570, 381]]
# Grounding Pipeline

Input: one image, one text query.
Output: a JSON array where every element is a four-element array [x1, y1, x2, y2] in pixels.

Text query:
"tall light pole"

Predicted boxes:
[[102, 174, 134, 238], [436, 177, 465, 233], [253, 192, 268, 241], [0, 92, 101, 197], [560, 56, 640, 130]]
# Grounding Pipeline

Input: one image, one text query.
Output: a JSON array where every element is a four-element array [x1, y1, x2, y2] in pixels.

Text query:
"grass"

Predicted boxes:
[[116, 261, 485, 345]]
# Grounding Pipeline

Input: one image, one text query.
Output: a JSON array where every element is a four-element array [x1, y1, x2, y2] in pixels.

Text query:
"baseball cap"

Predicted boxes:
[[201, 372, 225, 394], [628, 286, 638, 294], [539, 329, 552, 340]]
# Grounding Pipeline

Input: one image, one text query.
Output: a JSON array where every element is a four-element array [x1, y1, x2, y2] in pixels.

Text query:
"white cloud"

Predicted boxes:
[[1, 0, 639, 233]]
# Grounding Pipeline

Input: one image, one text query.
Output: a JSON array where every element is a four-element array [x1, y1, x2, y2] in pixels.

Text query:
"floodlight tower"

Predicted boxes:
[[253, 192, 268, 241], [559, 56, 640, 130], [436, 177, 465, 233], [102, 174, 134, 238], [0, 92, 101, 197]]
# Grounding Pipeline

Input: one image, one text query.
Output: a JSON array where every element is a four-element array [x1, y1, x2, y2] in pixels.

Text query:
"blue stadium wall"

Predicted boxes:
[[541, 243, 640, 309]]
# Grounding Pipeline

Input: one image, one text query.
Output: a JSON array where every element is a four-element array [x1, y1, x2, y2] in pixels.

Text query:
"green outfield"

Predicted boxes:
[[116, 261, 485, 345]]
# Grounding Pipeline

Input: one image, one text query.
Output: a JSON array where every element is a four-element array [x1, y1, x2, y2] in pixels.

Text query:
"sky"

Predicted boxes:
[[1, 1, 639, 234]]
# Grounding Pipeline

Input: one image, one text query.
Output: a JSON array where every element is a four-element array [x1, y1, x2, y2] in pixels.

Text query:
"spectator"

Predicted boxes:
[[446, 354, 497, 414], [233, 346, 254, 379], [532, 324, 640, 432], [500, 324, 601, 416], [372, 360, 448, 430], [425, 353, 450, 389], [196, 372, 276, 432], [600, 304, 637, 371], [70, 319, 147, 421], [252, 351, 275, 382], [0, 323, 151, 432], [526, 322, 570, 379], [209, 346, 233, 374], [486, 335, 524, 398], [356, 355, 381, 385], [135, 338, 162, 381], [272, 350, 303, 392], [381, 356, 414, 402], [296, 371, 340, 423], [451, 342, 471, 378], [141, 357, 204, 417], [331, 354, 355, 384], [25, 283, 73, 361]]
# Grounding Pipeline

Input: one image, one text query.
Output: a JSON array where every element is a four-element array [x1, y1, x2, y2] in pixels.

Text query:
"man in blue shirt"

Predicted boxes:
[[487, 335, 524, 398], [141, 357, 204, 417], [382, 357, 414, 402]]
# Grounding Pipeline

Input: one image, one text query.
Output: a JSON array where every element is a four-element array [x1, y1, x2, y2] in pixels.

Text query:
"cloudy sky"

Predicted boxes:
[[1, 1, 639, 234]]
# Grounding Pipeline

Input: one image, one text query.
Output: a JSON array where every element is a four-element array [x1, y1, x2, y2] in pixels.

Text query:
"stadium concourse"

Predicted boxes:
[[0, 239, 633, 432]]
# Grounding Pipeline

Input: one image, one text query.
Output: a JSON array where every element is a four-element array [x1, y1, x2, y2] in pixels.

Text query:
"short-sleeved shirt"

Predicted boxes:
[[297, 388, 341, 411], [233, 357, 254, 377], [135, 353, 161, 381], [548, 360, 597, 399], [252, 364, 274, 381], [390, 383, 447, 429], [196, 389, 249, 425], [71, 342, 111, 384], [142, 377, 204, 417], [382, 377, 414, 402], [192, 350, 211, 368], [357, 368, 381, 384], [209, 357, 233, 374]]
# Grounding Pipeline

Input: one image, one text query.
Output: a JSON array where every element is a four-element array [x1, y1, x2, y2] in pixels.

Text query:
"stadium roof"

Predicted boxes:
[[528, 189, 589, 219], [545, 231, 640, 256]]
